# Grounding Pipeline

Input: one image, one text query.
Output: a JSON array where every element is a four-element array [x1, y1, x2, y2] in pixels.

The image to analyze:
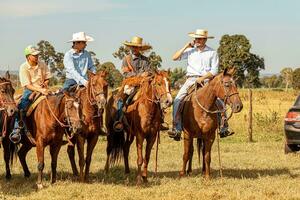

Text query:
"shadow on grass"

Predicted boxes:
[[0, 166, 297, 196]]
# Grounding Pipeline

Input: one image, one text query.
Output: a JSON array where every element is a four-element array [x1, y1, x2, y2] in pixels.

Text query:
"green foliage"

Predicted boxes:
[[218, 34, 264, 87], [36, 40, 65, 84], [97, 62, 123, 88], [292, 68, 300, 89], [170, 67, 186, 88], [260, 75, 282, 88]]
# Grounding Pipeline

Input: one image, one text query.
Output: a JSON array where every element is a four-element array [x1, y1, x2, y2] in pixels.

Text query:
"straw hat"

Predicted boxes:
[[68, 32, 94, 42], [123, 36, 152, 51], [188, 29, 214, 39]]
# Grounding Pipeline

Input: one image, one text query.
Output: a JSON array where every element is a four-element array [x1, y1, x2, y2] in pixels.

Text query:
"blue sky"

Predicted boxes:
[[0, 0, 299, 73]]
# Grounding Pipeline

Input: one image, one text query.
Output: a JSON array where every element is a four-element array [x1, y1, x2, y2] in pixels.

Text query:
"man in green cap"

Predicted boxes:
[[10, 45, 52, 142]]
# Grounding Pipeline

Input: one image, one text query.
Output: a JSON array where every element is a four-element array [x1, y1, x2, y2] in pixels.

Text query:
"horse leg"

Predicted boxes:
[[202, 140, 206, 175], [187, 138, 194, 175], [3, 138, 12, 180], [203, 135, 215, 179], [18, 143, 32, 178], [142, 135, 156, 183], [136, 135, 144, 186], [76, 135, 85, 182], [84, 135, 98, 182], [67, 142, 79, 177], [50, 143, 62, 184], [124, 135, 134, 174], [36, 140, 45, 189], [180, 135, 192, 177]]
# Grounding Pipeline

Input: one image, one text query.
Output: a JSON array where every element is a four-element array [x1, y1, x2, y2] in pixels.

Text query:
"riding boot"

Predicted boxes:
[[113, 98, 126, 132], [167, 128, 181, 141], [219, 114, 234, 138], [10, 110, 26, 143]]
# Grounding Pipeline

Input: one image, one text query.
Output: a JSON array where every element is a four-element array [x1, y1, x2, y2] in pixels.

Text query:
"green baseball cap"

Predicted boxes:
[[24, 45, 40, 56]]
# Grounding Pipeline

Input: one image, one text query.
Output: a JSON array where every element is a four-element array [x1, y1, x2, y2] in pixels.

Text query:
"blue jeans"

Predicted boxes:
[[173, 77, 197, 131], [13, 89, 33, 130], [62, 79, 78, 92]]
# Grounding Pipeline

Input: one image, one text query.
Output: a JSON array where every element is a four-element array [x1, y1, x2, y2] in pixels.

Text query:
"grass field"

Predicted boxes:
[[1, 89, 300, 200]]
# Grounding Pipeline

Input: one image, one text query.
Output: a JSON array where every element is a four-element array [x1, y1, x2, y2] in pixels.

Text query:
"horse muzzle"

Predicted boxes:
[[232, 102, 243, 113]]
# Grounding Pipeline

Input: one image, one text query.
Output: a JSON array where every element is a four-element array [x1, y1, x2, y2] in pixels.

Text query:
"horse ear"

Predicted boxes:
[[223, 68, 228, 76], [5, 71, 10, 80], [227, 67, 237, 76], [88, 71, 95, 79]]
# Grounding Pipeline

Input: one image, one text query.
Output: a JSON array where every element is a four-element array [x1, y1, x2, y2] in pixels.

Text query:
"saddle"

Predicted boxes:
[[26, 92, 46, 117]]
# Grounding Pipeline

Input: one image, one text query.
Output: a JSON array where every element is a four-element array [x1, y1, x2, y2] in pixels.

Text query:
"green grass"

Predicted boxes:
[[1, 89, 300, 200]]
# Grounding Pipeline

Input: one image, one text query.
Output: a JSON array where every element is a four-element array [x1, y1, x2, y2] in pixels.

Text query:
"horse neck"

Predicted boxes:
[[196, 78, 219, 109], [139, 80, 159, 115], [79, 88, 96, 117]]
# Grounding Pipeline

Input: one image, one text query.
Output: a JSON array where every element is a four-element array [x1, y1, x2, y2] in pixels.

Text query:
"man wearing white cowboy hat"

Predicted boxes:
[[62, 32, 96, 91], [10, 45, 52, 142], [168, 29, 233, 141], [113, 36, 163, 132]]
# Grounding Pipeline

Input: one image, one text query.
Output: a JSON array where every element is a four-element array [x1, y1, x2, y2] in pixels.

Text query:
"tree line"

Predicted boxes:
[[7, 34, 298, 90]]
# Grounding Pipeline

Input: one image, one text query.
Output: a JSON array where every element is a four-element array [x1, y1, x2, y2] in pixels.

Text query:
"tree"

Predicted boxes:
[[170, 67, 186, 88], [260, 75, 282, 88], [36, 40, 65, 83], [112, 45, 162, 70], [218, 34, 265, 87], [97, 62, 123, 88], [280, 67, 293, 91], [292, 68, 300, 90]]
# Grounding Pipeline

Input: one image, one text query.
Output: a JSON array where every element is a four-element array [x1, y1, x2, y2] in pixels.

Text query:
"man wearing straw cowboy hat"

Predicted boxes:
[[113, 36, 170, 132], [62, 32, 96, 91], [168, 29, 233, 141]]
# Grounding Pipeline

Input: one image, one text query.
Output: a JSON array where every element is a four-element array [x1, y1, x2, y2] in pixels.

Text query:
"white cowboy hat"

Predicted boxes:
[[68, 32, 94, 42], [188, 29, 214, 39], [123, 36, 152, 51]]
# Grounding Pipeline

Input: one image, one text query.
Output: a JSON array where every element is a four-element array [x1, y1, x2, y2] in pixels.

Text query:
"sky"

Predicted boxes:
[[0, 0, 299, 74]]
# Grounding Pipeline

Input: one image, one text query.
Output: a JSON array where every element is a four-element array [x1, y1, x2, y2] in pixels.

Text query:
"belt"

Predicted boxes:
[[187, 75, 202, 78]]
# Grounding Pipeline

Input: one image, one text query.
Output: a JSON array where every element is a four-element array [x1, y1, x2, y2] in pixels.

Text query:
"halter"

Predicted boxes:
[[0, 81, 16, 111], [194, 77, 239, 115]]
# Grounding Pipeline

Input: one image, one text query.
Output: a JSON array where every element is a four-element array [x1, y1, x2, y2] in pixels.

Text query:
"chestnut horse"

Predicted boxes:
[[0, 71, 18, 179], [17, 92, 82, 189], [105, 70, 172, 185], [180, 68, 243, 178], [67, 71, 108, 182]]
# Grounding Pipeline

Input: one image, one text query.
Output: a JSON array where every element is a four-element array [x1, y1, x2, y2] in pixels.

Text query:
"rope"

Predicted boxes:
[[155, 130, 160, 175], [45, 97, 68, 127]]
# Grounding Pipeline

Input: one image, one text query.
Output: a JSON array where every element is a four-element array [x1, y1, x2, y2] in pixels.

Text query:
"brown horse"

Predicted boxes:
[[180, 68, 243, 178], [67, 71, 108, 182], [105, 70, 172, 185], [17, 92, 82, 189], [0, 71, 18, 179]]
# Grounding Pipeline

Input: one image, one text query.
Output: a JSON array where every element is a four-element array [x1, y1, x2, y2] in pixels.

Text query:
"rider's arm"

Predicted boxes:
[[172, 42, 192, 61], [63, 51, 88, 86], [87, 52, 96, 74], [197, 51, 219, 83], [25, 84, 48, 95]]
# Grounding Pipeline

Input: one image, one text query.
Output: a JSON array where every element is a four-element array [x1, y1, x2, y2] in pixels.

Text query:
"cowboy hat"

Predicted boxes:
[[188, 29, 214, 39], [123, 36, 152, 51], [68, 32, 94, 42]]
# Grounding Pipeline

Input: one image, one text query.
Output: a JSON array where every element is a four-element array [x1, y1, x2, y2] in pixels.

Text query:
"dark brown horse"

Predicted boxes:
[[0, 71, 18, 179], [105, 70, 172, 185], [17, 92, 82, 189], [67, 71, 108, 182], [180, 68, 243, 178]]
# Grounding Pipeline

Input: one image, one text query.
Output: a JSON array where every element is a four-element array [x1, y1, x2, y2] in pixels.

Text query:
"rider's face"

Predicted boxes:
[[27, 54, 39, 64], [194, 38, 207, 48], [130, 46, 142, 56], [74, 41, 87, 51]]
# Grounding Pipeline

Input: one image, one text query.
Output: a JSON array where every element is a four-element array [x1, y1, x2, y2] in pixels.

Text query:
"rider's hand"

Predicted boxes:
[[40, 88, 49, 95], [196, 77, 205, 85], [184, 41, 194, 49]]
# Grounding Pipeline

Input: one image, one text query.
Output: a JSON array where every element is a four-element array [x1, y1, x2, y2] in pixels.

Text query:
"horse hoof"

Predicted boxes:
[[179, 171, 185, 178], [36, 183, 44, 190], [142, 176, 148, 183], [5, 174, 12, 180], [24, 172, 31, 178]]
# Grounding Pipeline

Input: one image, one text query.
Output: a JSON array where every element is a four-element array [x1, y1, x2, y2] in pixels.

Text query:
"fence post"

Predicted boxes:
[[248, 88, 253, 142]]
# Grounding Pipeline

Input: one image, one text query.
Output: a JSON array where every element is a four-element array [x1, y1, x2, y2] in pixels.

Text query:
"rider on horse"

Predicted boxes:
[[113, 36, 168, 132], [10, 45, 52, 142], [62, 32, 96, 91], [167, 29, 234, 141]]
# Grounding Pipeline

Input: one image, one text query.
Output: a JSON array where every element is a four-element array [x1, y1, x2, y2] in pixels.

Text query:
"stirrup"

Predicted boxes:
[[113, 121, 124, 132], [167, 129, 181, 141], [9, 130, 21, 144]]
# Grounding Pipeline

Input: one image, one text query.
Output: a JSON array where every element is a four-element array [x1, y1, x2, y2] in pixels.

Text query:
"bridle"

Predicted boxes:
[[64, 97, 81, 134], [0, 81, 16, 111], [195, 76, 239, 115]]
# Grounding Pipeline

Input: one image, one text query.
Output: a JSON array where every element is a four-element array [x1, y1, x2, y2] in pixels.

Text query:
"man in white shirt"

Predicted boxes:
[[168, 29, 232, 141]]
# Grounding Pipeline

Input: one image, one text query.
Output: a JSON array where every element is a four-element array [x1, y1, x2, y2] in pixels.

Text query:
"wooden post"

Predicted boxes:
[[248, 89, 253, 142]]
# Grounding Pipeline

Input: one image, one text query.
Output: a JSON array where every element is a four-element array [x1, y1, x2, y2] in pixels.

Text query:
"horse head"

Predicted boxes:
[[0, 71, 17, 117], [214, 67, 243, 113], [152, 70, 173, 110], [64, 91, 82, 134], [87, 71, 108, 110]]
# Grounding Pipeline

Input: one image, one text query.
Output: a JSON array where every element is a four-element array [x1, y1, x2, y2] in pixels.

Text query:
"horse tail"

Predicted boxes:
[[196, 138, 203, 170], [106, 95, 125, 166], [9, 141, 18, 166]]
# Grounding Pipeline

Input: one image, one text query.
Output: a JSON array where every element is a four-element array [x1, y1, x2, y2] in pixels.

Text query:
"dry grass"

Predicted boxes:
[[1, 89, 300, 200]]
